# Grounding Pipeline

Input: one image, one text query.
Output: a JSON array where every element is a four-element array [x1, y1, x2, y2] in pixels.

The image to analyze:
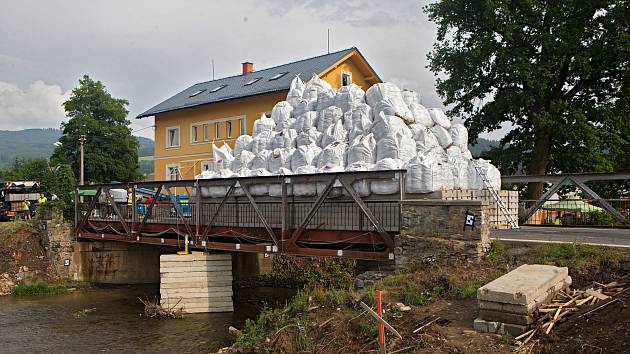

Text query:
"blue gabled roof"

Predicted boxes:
[[137, 47, 378, 118]]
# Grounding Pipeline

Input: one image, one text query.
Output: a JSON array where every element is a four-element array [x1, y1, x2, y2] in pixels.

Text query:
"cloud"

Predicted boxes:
[[0, 81, 71, 130]]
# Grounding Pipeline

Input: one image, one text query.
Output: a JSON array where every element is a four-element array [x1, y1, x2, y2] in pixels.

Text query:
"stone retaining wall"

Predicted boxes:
[[395, 200, 491, 267]]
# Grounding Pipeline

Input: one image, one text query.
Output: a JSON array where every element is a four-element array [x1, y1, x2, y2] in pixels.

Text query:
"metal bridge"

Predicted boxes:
[[75, 170, 406, 261]]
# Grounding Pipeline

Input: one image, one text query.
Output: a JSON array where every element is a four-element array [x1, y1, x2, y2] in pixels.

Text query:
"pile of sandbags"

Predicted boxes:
[[195, 75, 501, 197]]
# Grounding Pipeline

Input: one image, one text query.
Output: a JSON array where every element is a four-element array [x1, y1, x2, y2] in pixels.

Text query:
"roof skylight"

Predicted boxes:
[[244, 77, 262, 86], [209, 85, 227, 93], [189, 89, 206, 97], [269, 72, 289, 81]]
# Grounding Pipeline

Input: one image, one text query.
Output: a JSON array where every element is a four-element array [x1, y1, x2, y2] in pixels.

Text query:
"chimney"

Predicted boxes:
[[242, 62, 254, 74]]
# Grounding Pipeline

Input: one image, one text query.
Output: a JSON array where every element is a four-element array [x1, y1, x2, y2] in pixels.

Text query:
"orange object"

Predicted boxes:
[[377, 290, 384, 347]]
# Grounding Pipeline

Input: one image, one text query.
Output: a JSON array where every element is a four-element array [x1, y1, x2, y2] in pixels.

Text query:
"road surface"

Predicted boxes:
[[493, 226, 630, 248]]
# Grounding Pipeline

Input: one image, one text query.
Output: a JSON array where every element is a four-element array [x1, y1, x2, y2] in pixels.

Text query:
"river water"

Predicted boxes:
[[0, 285, 295, 353]]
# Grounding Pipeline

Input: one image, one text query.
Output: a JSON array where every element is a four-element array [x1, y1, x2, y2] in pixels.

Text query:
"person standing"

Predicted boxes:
[[22, 199, 31, 220]]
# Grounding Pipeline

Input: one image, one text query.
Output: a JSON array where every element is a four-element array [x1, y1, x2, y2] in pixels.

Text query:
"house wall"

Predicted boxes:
[[152, 51, 381, 181]]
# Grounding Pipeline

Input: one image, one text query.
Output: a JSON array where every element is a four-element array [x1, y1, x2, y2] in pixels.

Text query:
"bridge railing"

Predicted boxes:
[[520, 198, 630, 227], [74, 170, 405, 260]]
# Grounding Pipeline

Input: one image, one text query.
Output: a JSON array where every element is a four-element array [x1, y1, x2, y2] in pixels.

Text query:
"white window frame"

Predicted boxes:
[[341, 71, 352, 86], [165, 164, 181, 181], [215, 122, 221, 139], [226, 121, 232, 138], [190, 122, 211, 144], [166, 126, 180, 148], [240, 117, 247, 135]]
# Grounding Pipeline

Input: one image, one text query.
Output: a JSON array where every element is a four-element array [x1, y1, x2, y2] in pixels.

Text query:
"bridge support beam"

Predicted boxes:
[[160, 253, 233, 313]]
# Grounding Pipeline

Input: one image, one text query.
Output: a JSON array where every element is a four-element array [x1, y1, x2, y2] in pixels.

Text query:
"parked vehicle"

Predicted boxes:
[[0, 180, 42, 221]]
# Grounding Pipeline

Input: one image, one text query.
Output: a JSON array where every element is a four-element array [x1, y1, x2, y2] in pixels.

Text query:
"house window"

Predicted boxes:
[[244, 77, 261, 86], [166, 127, 180, 148], [341, 71, 352, 86], [200, 161, 212, 172], [209, 85, 227, 93], [189, 89, 206, 97], [203, 124, 209, 141], [215, 122, 221, 139], [166, 164, 181, 181], [226, 121, 232, 138], [269, 72, 288, 81], [240, 118, 246, 135], [191, 125, 199, 143]]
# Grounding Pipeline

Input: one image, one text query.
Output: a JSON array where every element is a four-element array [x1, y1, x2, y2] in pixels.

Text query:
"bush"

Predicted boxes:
[[537, 243, 624, 273], [271, 255, 356, 289]]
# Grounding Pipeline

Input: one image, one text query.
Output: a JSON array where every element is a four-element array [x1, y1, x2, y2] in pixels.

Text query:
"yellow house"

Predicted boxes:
[[137, 47, 381, 181]]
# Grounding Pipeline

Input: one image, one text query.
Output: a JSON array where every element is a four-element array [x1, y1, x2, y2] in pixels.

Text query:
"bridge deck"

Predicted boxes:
[[75, 170, 405, 261]]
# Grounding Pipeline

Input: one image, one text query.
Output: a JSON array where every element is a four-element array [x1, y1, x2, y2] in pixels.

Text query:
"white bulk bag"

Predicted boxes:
[[450, 123, 469, 151], [365, 82, 403, 107], [413, 126, 440, 153], [268, 148, 294, 173], [446, 145, 462, 158], [317, 106, 343, 132], [293, 111, 318, 132], [317, 90, 336, 112], [317, 141, 347, 169], [303, 73, 334, 101], [269, 168, 294, 197], [251, 130, 275, 154], [198, 171, 218, 197], [291, 144, 322, 170], [344, 161, 373, 197], [431, 125, 453, 148], [207, 169, 236, 198], [247, 168, 271, 196], [376, 133, 417, 163], [401, 90, 419, 106], [230, 150, 255, 171], [347, 133, 376, 165], [270, 129, 297, 149], [271, 101, 294, 125], [286, 75, 305, 107], [293, 165, 319, 196], [296, 128, 321, 147], [343, 111, 353, 131], [253, 114, 276, 135], [468, 159, 501, 190], [371, 112, 413, 141], [351, 104, 373, 133], [232, 167, 252, 197], [428, 108, 452, 129], [372, 99, 414, 124], [405, 157, 453, 193], [321, 119, 347, 147], [212, 143, 234, 171], [316, 164, 344, 197], [370, 158, 404, 195], [409, 103, 433, 128], [462, 149, 473, 160], [234, 135, 253, 155], [334, 84, 365, 113], [275, 117, 295, 132], [251, 149, 272, 170], [293, 99, 317, 118], [450, 157, 470, 190]]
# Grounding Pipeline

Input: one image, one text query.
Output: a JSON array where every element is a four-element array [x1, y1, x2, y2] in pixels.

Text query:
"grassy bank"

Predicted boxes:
[[229, 242, 630, 353], [11, 281, 68, 296]]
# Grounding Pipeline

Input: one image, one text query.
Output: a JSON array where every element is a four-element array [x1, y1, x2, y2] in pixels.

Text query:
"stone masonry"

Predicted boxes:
[[395, 200, 491, 267]]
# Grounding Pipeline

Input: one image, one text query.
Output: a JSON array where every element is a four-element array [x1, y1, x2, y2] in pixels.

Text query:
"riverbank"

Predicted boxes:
[[223, 242, 630, 353]]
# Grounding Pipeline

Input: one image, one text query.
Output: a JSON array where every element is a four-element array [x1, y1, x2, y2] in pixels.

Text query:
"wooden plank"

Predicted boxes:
[[359, 302, 403, 339]]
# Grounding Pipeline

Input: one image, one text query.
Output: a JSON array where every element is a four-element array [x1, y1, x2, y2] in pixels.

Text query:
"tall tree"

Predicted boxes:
[[425, 1, 630, 198], [52, 75, 141, 183]]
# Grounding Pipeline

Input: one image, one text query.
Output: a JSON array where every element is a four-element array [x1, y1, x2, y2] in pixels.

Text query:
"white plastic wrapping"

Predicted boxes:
[[431, 125, 453, 148], [231, 150, 255, 171], [428, 108, 451, 129], [317, 141, 347, 169], [376, 133, 417, 163], [212, 143, 234, 171], [303, 73, 334, 101], [247, 168, 271, 196], [270, 129, 297, 149], [316, 164, 344, 197], [293, 165, 318, 196], [371, 112, 413, 141], [468, 159, 501, 190], [271, 101, 294, 125], [347, 133, 376, 165], [409, 103, 433, 128], [317, 106, 343, 132], [293, 111, 318, 132], [296, 128, 321, 147], [401, 90, 419, 106], [317, 90, 336, 112], [334, 84, 366, 113], [253, 114, 276, 135], [404, 156, 453, 193], [268, 148, 295, 173], [365, 83, 413, 120], [269, 168, 293, 197], [287, 76, 305, 107], [293, 99, 317, 118], [370, 158, 403, 195], [344, 161, 373, 197], [291, 144, 322, 170], [450, 123, 468, 151], [351, 103, 373, 133], [251, 130, 275, 154], [251, 149, 272, 170], [412, 125, 440, 153], [234, 135, 253, 155], [321, 119, 347, 147]]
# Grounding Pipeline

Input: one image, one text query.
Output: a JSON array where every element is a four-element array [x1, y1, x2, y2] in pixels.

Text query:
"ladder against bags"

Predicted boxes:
[[471, 160, 520, 229]]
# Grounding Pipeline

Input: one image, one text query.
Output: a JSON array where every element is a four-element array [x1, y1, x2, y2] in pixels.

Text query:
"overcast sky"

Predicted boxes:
[[0, 0, 504, 140]]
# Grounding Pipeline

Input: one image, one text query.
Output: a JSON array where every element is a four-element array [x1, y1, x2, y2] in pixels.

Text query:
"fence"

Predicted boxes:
[[520, 199, 630, 227]]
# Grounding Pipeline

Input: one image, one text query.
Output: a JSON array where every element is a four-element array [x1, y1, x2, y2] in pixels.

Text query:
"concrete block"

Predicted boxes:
[[477, 264, 569, 305], [182, 306, 233, 313], [160, 280, 232, 290], [473, 317, 529, 336], [160, 253, 232, 262], [160, 260, 232, 268], [478, 276, 571, 314], [479, 309, 534, 325], [160, 265, 233, 273], [161, 290, 233, 299]]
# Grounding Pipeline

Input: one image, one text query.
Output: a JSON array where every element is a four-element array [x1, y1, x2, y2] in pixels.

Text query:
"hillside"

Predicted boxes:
[[0, 128, 154, 168], [469, 137, 502, 157]]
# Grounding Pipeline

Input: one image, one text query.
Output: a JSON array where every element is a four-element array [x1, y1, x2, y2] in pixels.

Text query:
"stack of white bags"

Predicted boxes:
[[196, 74, 501, 197]]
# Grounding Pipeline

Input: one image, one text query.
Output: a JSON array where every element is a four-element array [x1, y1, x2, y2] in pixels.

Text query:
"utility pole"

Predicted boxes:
[[79, 135, 86, 185]]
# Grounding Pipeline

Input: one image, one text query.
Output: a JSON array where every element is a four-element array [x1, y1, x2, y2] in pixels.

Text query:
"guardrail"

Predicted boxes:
[[75, 170, 406, 261], [520, 199, 630, 227]]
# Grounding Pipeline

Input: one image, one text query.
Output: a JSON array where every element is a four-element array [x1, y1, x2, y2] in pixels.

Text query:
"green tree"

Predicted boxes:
[[425, 1, 630, 198], [52, 74, 141, 183]]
